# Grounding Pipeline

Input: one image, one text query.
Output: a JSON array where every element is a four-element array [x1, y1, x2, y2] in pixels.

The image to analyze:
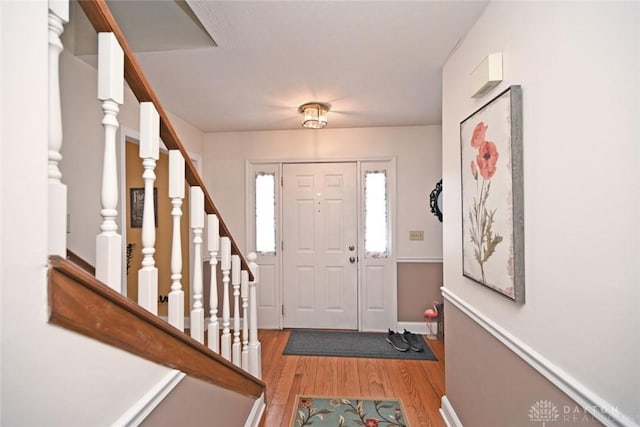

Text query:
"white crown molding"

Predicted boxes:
[[440, 396, 463, 427], [112, 370, 186, 427], [441, 287, 637, 427], [396, 257, 443, 263]]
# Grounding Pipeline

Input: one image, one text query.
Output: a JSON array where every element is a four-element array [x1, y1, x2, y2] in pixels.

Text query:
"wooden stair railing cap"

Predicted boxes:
[[48, 256, 265, 399], [77, 0, 253, 280]]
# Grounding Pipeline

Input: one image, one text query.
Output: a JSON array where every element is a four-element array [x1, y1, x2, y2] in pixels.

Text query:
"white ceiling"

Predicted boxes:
[[79, 1, 488, 133]]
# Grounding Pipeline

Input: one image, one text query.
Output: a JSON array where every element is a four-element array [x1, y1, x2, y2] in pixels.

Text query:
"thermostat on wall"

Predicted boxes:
[[470, 52, 503, 98]]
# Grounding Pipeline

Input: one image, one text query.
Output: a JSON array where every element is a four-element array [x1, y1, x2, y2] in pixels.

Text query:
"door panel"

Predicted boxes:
[[364, 265, 385, 310], [249, 164, 281, 329], [283, 162, 358, 329], [359, 161, 397, 331]]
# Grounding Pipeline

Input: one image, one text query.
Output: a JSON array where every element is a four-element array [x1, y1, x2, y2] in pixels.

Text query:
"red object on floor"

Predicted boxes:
[[424, 301, 439, 340]]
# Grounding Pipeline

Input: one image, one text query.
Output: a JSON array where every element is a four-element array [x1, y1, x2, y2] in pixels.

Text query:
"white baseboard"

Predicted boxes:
[[439, 396, 463, 427], [244, 393, 266, 427], [441, 287, 638, 427], [112, 370, 186, 427], [396, 321, 437, 335]]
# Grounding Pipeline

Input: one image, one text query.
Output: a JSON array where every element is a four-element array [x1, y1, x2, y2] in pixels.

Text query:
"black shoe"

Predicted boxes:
[[386, 329, 410, 352], [401, 329, 424, 352]]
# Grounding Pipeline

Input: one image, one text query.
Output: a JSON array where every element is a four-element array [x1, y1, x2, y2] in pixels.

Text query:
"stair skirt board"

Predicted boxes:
[[244, 393, 266, 427], [439, 396, 463, 427], [113, 370, 186, 426], [112, 373, 265, 427]]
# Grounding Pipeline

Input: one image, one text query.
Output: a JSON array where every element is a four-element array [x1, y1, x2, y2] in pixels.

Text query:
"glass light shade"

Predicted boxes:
[[299, 103, 330, 128]]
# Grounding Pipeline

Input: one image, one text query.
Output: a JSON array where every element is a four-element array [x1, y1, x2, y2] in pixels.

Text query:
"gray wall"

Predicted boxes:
[[446, 303, 604, 426], [442, 2, 639, 424], [141, 376, 256, 426]]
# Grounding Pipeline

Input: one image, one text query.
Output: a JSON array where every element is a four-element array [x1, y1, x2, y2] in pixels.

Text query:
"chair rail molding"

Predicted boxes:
[[441, 287, 637, 427], [396, 256, 443, 263]]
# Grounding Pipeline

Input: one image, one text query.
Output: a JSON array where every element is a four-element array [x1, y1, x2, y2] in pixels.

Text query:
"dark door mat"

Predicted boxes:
[[283, 329, 437, 360]]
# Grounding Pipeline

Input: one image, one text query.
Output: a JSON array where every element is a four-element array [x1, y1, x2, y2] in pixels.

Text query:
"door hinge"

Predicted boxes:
[[282, 305, 285, 316], [281, 176, 283, 187], [281, 240, 284, 251]]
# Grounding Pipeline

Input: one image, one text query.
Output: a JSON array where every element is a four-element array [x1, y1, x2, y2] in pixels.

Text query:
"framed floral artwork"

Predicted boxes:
[[460, 85, 524, 303]]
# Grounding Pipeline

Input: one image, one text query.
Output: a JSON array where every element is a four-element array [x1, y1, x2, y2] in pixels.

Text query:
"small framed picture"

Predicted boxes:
[[130, 187, 158, 228]]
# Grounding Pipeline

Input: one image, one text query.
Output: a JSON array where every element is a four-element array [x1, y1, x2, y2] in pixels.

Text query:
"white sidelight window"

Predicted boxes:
[[255, 172, 276, 254], [364, 170, 388, 258]]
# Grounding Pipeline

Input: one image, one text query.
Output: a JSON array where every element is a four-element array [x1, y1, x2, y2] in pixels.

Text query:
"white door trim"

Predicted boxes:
[[246, 157, 397, 331]]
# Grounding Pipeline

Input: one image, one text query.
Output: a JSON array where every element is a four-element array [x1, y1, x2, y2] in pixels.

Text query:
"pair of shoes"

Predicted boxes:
[[386, 329, 410, 352], [401, 329, 424, 352]]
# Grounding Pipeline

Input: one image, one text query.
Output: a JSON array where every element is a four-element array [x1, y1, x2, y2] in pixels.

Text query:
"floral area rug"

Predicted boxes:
[[291, 395, 408, 427]]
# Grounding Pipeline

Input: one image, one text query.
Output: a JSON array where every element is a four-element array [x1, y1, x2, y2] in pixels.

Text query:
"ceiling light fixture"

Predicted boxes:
[[298, 102, 330, 129]]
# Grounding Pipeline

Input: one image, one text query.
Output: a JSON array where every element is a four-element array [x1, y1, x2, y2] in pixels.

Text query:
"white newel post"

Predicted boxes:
[[190, 187, 205, 343], [231, 255, 241, 367], [96, 33, 124, 291], [137, 103, 160, 314], [241, 270, 249, 371], [220, 237, 232, 360], [207, 214, 220, 353], [48, 0, 69, 257], [248, 252, 262, 378], [168, 151, 185, 331]]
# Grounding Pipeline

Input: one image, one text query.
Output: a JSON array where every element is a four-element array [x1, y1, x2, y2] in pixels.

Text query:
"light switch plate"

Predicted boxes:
[[409, 230, 424, 241]]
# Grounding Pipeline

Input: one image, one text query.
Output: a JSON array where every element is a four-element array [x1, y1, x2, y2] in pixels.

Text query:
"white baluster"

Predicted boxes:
[[207, 214, 220, 353], [247, 252, 262, 378], [48, 0, 69, 257], [168, 151, 185, 331], [137, 103, 159, 314], [220, 237, 232, 360], [231, 255, 241, 367], [190, 187, 205, 343], [241, 270, 249, 371], [96, 33, 124, 291]]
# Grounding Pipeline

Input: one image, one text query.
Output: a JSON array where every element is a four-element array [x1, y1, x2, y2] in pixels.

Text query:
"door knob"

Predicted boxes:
[[348, 245, 355, 251], [349, 256, 356, 264]]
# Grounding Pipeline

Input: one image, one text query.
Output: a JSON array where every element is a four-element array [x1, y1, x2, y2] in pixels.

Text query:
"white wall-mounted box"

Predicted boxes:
[[470, 52, 503, 98]]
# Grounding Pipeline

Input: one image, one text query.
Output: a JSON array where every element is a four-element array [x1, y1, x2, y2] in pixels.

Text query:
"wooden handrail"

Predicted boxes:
[[48, 256, 265, 399], [66, 249, 95, 275], [77, 0, 253, 280]]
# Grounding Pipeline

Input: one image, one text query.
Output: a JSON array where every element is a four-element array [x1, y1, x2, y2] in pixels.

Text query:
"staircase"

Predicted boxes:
[[46, 0, 265, 424]]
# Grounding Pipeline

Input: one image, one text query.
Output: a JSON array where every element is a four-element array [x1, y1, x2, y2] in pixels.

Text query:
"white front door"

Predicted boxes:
[[282, 162, 358, 329]]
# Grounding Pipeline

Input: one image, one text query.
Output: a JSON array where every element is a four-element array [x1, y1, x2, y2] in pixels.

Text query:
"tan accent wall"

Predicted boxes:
[[445, 302, 605, 426], [203, 261, 445, 323], [125, 141, 190, 316], [397, 262, 443, 322], [140, 376, 256, 426]]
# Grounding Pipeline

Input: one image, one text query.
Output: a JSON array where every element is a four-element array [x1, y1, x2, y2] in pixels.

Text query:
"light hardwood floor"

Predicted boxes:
[[258, 329, 445, 427]]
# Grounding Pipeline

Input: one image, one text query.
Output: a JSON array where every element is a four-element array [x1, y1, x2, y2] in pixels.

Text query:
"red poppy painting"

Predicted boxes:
[[460, 86, 525, 303]]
